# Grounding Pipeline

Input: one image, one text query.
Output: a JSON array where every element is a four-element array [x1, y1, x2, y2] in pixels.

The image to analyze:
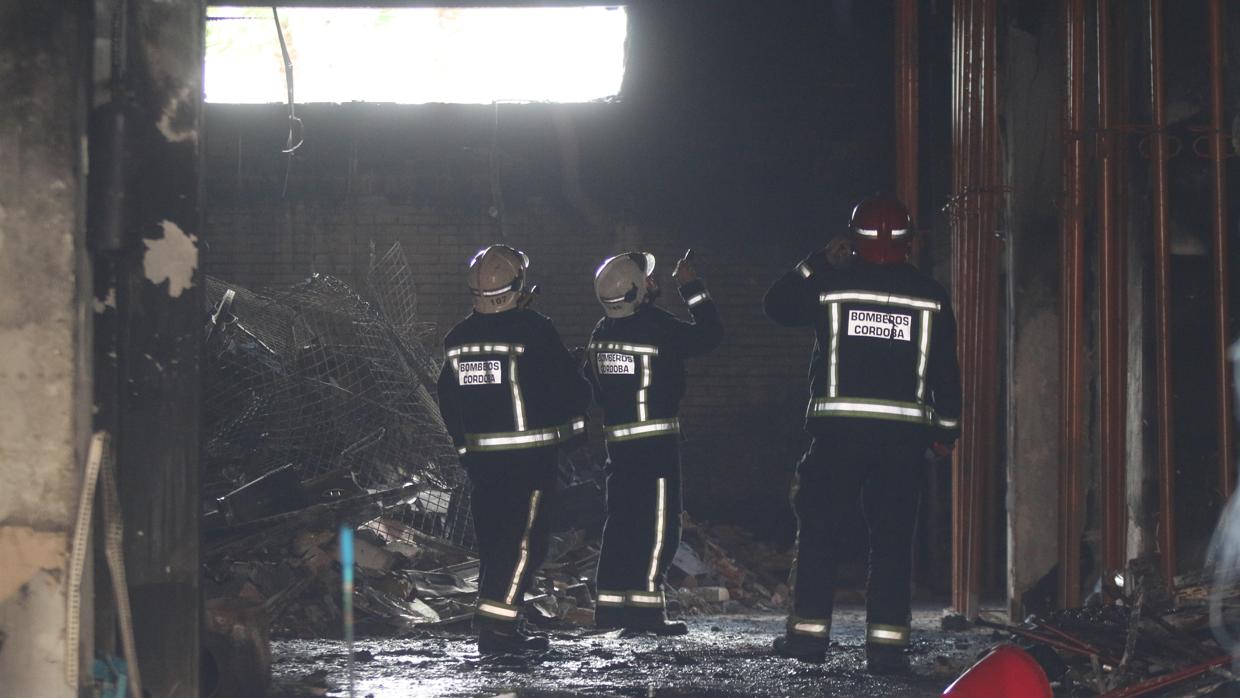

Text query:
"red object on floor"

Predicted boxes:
[[942, 644, 1054, 698]]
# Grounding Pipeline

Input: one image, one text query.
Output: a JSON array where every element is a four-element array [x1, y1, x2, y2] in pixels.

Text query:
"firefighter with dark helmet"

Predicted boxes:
[[435, 244, 591, 654], [585, 249, 723, 635], [763, 195, 962, 672]]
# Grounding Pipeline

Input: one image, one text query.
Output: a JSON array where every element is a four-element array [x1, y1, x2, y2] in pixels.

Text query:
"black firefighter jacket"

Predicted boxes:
[[763, 257, 962, 444], [436, 308, 591, 456], [585, 280, 724, 443]]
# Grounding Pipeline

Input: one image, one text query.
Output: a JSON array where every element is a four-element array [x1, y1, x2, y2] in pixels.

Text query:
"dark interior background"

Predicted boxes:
[[201, 0, 959, 589]]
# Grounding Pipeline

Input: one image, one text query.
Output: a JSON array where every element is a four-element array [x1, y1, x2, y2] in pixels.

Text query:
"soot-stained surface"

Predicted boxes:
[[269, 606, 996, 697]]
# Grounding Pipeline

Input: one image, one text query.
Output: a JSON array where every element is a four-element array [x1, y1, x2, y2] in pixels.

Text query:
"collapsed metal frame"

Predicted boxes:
[[944, 0, 1002, 621]]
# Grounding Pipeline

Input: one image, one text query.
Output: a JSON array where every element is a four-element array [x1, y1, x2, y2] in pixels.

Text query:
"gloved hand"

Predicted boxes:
[[931, 441, 955, 460], [673, 249, 699, 286], [801, 237, 855, 276], [823, 236, 856, 268]]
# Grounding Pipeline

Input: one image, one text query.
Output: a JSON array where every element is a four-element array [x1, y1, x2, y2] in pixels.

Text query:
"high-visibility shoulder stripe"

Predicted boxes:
[[588, 341, 659, 355], [797, 262, 814, 278], [819, 291, 940, 311], [685, 291, 711, 307], [446, 343, 526, 357], [935, 416, 960, 429]]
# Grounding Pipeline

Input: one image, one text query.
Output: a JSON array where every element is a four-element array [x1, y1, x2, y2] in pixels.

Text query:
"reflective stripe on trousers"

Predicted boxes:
[[628, 590, 665, 608], [504, 490, 542, 605], [476, 598, 521, 622], [866, 623, 910, 646], [787, 616, 830, 639], [596, 590, 627, 607], [646, 478, 668, 592]]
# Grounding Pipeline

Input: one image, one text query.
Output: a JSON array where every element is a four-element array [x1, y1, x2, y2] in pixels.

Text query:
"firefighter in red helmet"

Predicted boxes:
[[763, 195, 962, 673]]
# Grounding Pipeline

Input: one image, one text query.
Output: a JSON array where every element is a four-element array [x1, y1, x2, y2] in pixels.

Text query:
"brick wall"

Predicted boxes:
[[204, 193, 816, 530]]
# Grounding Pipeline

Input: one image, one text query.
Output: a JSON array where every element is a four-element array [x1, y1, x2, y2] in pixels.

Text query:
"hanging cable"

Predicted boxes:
[[272, 7, 303, 197]]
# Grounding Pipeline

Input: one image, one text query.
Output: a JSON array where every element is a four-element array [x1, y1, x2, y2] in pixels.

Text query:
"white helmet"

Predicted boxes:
[[594, 252, 656, 319], [468, 244, 529, 314]]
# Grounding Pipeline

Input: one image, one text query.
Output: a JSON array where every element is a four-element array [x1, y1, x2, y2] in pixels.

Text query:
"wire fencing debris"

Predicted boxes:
[[203, 241, 474, 550]]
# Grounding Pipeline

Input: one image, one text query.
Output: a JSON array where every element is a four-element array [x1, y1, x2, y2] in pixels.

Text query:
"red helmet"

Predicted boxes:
[[848, 195, 914, 264]]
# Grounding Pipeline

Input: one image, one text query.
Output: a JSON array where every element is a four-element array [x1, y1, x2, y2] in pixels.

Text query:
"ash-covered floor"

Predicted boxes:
[[268, 605, 996, 697]]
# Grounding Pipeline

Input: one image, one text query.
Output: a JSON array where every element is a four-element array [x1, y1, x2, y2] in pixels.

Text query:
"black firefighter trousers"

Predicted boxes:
[[465, 449, 558, 631], [595, 436, 683, 625], [786, 426, 925, 651]]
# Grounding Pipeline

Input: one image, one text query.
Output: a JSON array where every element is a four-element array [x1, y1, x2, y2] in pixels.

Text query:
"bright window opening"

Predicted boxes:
[[205, 6, 627, 104]]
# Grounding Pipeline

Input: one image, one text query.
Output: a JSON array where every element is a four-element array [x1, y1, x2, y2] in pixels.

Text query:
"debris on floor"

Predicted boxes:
[[198, 244, 798, 693], [955, 555, 1240, 697]]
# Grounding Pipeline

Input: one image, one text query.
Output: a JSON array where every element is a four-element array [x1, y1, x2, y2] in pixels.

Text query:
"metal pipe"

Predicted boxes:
[[1208, 0, 1235, 499], [1059, 0, 1087, 609], [978, 0, 999, 598], [895, 0, 919, 221], [949, 0, 999, 619], [1149, 0, 1177, 583], [1097, 0, 1127, 575], [960, 0, 982, 619], [950, 0, 970, 618]]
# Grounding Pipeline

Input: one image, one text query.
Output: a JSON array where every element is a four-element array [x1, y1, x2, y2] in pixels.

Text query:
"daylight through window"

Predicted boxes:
[[205, 6, 627, 104]]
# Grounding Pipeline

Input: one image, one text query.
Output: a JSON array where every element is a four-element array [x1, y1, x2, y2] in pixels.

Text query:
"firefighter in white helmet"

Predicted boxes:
[[763, 195, 961, 672], [436, 244, 591, 654], [584, 250, 723, 635]]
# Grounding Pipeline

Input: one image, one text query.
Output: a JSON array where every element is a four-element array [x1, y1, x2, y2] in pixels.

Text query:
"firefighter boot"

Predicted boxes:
[[478, 626, 550, 655], [623, 618, 689, 636], [594, 604, 628, 631], [773, 634, 828, 663], [622, 605, 689, 636], [866, 643, 910, 674]]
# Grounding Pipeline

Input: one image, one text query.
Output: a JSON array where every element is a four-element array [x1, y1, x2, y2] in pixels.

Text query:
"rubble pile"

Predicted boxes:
[[200, 245, 791, 665], [203, 241, 471, 550], [972, 557, 1240, 697]]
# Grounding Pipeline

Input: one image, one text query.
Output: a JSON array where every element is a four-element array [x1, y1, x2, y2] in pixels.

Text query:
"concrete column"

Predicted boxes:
[[0, 2, 94, 695], [1004, 0, 1067, 618]]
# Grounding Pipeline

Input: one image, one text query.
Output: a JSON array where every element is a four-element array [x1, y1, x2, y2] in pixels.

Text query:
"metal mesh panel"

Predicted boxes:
[[203, 242, 474, 548]]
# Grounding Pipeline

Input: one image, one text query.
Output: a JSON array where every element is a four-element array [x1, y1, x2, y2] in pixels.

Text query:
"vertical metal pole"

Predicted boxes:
[[1149, 0, 1177, 583], [1059, 0, 1087, 609], [950, 0, 999, 619], [1097, 0, 1128, 575], [1208, 0, 1235, 499], [980, 0, 1000, 595], [895, 0, 919, 220], [951, 0, 975, 618]]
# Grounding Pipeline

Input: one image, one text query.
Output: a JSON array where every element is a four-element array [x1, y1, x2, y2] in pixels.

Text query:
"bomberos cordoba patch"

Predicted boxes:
[[847, 309, 913, 341], [458, 360, 503, 385], [597, 352, 637, 375]]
